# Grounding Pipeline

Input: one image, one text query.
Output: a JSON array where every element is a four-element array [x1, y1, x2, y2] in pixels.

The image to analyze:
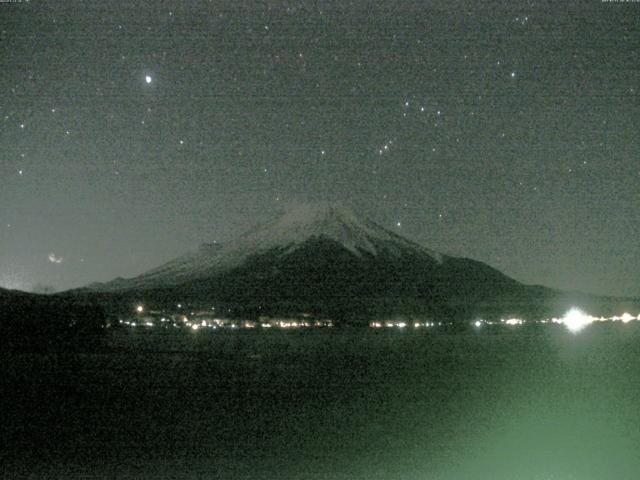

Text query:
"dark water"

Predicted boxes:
[[2, 326, 640, 479]]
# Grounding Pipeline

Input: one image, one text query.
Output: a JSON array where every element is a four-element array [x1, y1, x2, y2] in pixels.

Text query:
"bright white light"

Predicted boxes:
[[474, 320, 482, 328], [621, 312, 634, 324], [136, 305, 144, 313], [191, 324, 199, 331], [563, 308, 592, 333], [145, 75, 152, 84]]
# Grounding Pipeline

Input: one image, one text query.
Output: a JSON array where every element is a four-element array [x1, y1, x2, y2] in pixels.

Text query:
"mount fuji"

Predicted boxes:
[[75, 203, 627, 322], [90, 202, 445, 291]]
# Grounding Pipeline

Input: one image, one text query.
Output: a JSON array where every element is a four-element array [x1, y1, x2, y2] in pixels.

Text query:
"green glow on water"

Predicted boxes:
[[3, 327, 640, 479]]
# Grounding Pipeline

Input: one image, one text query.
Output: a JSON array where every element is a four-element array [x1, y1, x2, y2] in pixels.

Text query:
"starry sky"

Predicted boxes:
[[1, 0, 638, 296]]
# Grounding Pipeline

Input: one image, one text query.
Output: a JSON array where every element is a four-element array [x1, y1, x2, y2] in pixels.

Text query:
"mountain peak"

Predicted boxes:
[[277, 201, 358, 224], [248, 202, 376, 253], [87, 202, 442, 291], [258, 202, 365, 240], [242, 201, 441, 261]]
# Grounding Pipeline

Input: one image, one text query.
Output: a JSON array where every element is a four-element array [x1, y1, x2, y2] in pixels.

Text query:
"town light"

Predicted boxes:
[[563, 308, 592, 333]]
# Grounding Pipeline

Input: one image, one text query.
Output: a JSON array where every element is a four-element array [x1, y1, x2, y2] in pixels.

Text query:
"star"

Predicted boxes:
[[145, 75, 152, 84]]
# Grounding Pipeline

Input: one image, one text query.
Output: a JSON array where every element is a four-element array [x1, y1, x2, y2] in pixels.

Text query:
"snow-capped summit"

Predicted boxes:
[[239, 201, 442, 259], [90, 202, 442, 291]]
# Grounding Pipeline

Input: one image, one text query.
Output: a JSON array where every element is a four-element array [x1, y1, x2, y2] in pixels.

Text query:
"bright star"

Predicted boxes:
[[145, 75, 152, 84]]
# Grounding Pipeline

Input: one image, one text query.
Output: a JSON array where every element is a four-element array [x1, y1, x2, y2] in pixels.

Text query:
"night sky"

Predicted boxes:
[[1, 1, 638, 296]]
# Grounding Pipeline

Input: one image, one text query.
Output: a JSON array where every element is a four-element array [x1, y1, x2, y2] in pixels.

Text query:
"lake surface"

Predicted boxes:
[[3, 325, 640, 479]]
